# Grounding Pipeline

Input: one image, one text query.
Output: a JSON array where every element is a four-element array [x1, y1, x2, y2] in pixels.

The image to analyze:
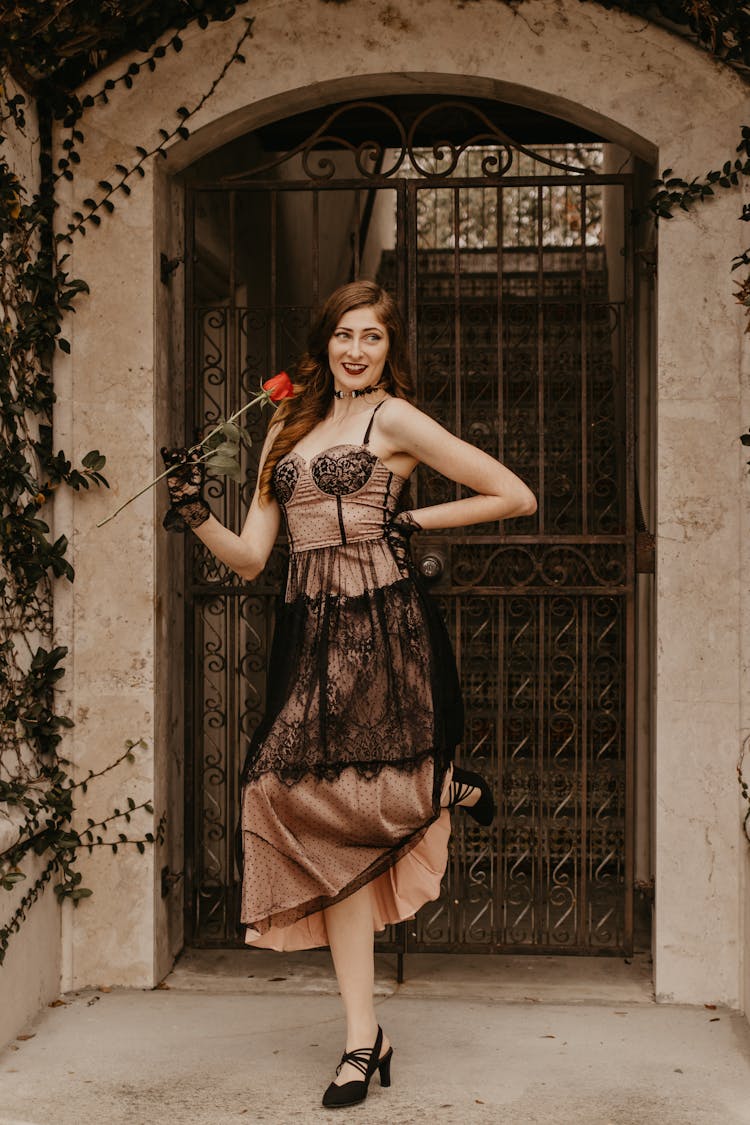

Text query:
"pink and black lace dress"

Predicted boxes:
[[237, 400, 463, 950]]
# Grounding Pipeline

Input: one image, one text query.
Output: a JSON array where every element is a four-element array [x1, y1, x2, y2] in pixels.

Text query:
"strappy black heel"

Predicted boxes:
[[447, 766, 496, 827], [321, 1025, 393, 1108]]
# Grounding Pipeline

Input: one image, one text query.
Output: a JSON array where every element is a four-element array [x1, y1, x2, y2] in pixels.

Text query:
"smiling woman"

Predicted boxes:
[[328, 309, 390, 396], [255, 282, 416, 500], [162, 278, 535, 1107]]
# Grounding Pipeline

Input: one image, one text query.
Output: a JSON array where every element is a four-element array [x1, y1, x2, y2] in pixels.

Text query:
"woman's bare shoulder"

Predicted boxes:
[[378, 395, 426, 428]]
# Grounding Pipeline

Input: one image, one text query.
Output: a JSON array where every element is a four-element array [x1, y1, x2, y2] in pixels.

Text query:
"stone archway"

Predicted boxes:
[[59, 0, 749, 1009], [180, 93, 645, 957]]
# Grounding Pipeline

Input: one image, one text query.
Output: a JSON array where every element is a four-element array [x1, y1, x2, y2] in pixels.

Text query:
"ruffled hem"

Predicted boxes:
[[243, 807, 451, 951]]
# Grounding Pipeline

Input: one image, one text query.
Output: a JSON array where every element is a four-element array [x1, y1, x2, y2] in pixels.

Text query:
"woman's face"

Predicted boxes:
[[327, 306, 389, 394]]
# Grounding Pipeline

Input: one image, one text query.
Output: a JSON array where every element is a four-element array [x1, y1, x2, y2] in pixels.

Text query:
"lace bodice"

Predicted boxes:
[[272, 404, 407, 552], [241, 400, 464, 795]]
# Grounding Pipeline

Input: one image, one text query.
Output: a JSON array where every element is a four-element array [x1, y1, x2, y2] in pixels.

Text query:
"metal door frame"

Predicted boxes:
[[182, 99, 639, 955]]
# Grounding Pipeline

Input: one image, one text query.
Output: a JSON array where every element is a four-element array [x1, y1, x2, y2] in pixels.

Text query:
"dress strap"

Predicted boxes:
[[363, 399, 386, 445]]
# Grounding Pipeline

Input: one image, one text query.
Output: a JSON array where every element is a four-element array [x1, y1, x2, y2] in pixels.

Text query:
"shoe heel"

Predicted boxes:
[[378, 1048, 393, 1087]]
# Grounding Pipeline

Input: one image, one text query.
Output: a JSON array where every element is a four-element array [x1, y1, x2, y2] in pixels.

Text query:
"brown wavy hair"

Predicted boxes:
[[258, 281, 415, 505]]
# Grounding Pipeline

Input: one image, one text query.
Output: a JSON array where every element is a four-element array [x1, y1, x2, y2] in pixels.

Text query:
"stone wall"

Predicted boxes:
[[741, 170, 750, 1021], [44, 0, 749, 1009], [0, 842, 61, 1047], [0, 84, 63, 1047]]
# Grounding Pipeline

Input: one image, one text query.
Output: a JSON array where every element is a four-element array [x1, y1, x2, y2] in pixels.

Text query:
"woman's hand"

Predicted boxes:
[[160, 445, 211, 531], [384, 510, 422, 570], [158, 422, 282, 581]]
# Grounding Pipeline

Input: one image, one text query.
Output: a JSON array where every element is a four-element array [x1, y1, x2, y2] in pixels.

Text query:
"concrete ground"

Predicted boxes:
[[2, 951, 749, 1125]]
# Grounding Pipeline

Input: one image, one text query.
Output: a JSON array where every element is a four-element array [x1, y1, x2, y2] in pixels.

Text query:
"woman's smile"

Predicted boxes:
[[328, 306, 390, 391]]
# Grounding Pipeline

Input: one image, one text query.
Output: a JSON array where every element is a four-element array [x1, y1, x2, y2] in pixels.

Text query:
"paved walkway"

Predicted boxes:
[[1, 952, 749, 1125]]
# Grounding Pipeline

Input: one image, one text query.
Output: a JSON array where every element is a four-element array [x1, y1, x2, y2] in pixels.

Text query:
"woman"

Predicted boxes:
[[162, 280, 536, 1108]]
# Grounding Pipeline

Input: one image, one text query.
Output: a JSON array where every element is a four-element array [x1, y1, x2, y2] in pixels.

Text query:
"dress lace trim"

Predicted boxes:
[[273, 457, 299, 505], [243, 746, 442, 786], [272, 444, 397, 507], [240, 577, 450, 787], [311, 448, 377, 496]]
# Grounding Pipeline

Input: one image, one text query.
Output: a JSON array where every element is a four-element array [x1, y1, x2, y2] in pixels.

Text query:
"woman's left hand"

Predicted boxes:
[[160, 445, 211, 532], [384, 510, 422, 569]]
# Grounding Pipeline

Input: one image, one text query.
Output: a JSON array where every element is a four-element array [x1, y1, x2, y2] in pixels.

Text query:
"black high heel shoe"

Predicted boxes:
[[447, 766, 496, 826], [321, 1025, 393, 1109]]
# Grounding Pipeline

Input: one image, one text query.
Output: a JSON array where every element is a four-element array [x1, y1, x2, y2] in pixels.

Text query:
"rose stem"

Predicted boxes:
[[96, 389, 270, 528]]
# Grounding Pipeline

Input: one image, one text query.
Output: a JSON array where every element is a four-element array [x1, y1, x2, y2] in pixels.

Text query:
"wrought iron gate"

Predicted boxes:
[[184, 100, 637, 954]]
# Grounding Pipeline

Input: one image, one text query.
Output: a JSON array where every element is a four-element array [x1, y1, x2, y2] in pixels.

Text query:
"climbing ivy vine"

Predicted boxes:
[[644, 125, 750, 328], [0, 2, 252, 964]]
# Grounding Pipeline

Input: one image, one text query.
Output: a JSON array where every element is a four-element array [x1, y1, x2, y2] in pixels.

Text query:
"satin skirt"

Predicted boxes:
[[241, 760, 452, 951], [236, 539, 463, 949]]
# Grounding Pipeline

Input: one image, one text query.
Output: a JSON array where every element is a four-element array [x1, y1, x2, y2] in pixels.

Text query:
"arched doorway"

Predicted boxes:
[[182, 96, 644, 955]]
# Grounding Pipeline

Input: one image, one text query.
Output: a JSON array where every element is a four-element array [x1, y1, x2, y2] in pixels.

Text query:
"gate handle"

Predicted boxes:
[[418, 553, 444, 581]]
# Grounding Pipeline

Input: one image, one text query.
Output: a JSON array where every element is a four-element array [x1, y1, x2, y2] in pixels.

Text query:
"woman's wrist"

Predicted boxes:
[[394, 510, 422, 532]]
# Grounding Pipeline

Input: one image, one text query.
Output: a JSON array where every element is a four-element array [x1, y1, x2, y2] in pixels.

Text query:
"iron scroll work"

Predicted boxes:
[[222, 99, 599, 183], [186, 96, 638, 955]]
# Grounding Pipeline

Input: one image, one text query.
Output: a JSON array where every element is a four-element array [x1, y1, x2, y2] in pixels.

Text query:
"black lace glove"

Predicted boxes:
[[160, 445, 210, 532], [384, 510, 422, 570]]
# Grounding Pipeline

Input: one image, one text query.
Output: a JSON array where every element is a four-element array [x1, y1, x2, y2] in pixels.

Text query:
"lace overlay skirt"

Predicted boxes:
[[237, 539, 463, 949]]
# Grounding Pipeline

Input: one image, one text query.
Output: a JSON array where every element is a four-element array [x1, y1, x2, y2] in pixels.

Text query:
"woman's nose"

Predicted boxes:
[[347, 336, 363, 357]]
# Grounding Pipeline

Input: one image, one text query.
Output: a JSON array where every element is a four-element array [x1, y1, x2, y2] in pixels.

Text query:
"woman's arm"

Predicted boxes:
[[190, 423, 282, 580], [379, 398, 537, 528]]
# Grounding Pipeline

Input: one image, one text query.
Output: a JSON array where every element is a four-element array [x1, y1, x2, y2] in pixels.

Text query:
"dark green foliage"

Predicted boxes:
[[0, 1, 251, 965], [580, 0, 750, 76], [0, 1, 248, 94], [642, 128, 750, 312], [0, 740, 167, 962]]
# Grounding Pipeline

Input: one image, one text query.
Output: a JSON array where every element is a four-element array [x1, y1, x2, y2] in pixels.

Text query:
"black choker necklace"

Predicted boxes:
[[333, 382, 384, 399]]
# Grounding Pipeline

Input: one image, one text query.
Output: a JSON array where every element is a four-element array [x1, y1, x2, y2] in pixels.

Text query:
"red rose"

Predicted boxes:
[[100, 370, 296, 528], [262, 371, 295, 402]]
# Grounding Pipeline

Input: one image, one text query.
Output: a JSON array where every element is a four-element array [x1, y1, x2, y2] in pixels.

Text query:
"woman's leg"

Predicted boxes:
[[323, 885, 390, 1085]]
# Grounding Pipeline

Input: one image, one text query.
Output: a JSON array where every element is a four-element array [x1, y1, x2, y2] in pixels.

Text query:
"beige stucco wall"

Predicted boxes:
[[0, 86, 65, 1046], [52, 0, 749, 1007], [741, 199, 750, 1022], [0, 841, 62, 1046]]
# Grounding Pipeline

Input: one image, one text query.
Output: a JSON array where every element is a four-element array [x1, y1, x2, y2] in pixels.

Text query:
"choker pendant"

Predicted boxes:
[[333, 382, 384, 399]]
